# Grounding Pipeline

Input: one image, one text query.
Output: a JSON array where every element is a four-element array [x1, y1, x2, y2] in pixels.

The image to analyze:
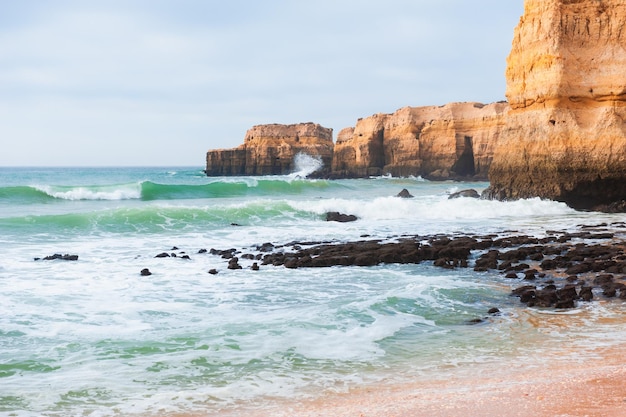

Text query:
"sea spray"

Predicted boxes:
[[290, 152, 323, 178]]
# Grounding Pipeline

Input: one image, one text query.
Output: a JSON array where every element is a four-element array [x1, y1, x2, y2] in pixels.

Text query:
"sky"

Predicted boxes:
[[0, 0, 524, 167]]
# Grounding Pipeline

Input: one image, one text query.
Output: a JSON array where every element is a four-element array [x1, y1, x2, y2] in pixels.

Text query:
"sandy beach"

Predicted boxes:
[[201, 347, 626, 417], [184, 308, 626, 417]]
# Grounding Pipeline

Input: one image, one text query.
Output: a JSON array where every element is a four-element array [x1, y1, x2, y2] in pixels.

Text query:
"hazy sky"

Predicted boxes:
[[0, 1, 524, 167]]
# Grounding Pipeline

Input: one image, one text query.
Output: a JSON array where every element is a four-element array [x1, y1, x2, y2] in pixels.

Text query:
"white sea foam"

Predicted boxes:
[[5, 170, 626, 416], [290, 152, 323, 178], [33, 182, 142, 200]]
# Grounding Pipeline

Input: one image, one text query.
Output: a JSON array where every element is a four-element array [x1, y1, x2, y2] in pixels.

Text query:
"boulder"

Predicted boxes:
[[448, 189, 480, 199], [396, 188, 414, 198], [325, 212, 358, 222]]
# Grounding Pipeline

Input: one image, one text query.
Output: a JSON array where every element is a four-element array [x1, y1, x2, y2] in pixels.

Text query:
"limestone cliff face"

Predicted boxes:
[[487, 0, 626, 210], [332, 102, 509, 179], [205, 123, 334, 176]]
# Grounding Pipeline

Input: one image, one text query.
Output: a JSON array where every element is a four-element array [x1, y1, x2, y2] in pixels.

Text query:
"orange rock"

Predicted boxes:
[[331, 102, 509, 179], [487, 0, 626, 210], [205, 123, 334, 176]]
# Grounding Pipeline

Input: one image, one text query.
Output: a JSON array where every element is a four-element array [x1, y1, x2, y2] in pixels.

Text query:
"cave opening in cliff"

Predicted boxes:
[[451, 135, 476, 177]]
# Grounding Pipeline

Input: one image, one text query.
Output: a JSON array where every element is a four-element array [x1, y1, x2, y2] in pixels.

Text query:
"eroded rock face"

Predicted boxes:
[[332, 102, 509, 179], [205, 123, 334, 176], [486, 0, 626, 210]]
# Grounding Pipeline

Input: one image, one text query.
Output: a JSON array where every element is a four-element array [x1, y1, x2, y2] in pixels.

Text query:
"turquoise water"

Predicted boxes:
[[1, 166, 626, 416]]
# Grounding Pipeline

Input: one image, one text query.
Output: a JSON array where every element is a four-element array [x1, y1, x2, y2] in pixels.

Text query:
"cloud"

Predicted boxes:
[[0, 0, 523, 166]]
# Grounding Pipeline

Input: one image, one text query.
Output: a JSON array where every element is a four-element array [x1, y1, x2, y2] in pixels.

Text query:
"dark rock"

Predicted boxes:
[[257, 242, 275, 252], [448, 189, 480, 199], [181, 255, 191, 260], [155, 252, 170, 258], [603, 284, 617, 298], [593, 274, 614, 286], [208, 269, 219, 275], [325, 212, 358, 222], [43, 254, 79, 261], [488, 307, 501, 315], [579, 286, 594, 301], [474, 250, 500, 271], [524, 269, 537, 281], [251, 262, 259, 271], [140, 268, 152, 276], [198, 249, 208, 254], [396, 188, 414, 198], [227, 257, 242, 270]]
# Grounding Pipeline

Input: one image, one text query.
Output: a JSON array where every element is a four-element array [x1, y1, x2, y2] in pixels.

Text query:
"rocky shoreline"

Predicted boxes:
[[117, 222, 626, 317], [36, 221, 626, 315]]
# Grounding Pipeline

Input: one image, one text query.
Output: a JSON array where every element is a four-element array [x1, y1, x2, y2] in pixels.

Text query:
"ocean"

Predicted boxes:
[[1, 162, 626, 417]]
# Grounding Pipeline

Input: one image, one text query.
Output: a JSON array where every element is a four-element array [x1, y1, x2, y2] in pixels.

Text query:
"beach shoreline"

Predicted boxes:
[[198, 344, 626, 417], [171, 305, 626, 417]]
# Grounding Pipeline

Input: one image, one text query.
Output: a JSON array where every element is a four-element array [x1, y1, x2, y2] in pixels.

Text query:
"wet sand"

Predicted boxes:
[[187, 308, 626, 417], [233, 348, 626, 417]]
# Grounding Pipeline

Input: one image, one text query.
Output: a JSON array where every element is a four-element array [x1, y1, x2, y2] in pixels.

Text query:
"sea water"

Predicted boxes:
[[1, 164, 626, 416]]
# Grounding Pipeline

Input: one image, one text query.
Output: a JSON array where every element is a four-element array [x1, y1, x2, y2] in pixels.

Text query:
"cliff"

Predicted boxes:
[[485, 0, 626, 210], [332, 102, 509, 179], [206, 0, 626, 211], [205, 123, 334, 176]]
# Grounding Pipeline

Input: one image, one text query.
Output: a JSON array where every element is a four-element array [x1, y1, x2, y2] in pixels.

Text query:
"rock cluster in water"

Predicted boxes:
[[125, 222, 626, 313]]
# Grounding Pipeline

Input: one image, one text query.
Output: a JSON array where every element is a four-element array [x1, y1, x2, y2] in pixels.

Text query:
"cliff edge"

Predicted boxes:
[[485, 0, 626, 210], [332, 102, 508, 179], [205, 123, 334, 176]]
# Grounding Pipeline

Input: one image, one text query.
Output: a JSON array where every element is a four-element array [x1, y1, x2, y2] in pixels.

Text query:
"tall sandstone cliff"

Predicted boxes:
[[486, 0, 626, 210], [205, 123, 334, 176], [332, 102, 509, 179]]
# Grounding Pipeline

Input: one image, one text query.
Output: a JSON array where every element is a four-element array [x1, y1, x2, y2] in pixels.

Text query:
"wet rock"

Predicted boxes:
[[448, 189, 480, 199], [256, 242, 275, 252], [396, 188, 414, 198], [251, 262, 259, 271], [579, 286, 594, 301], [524, 269, 538, 280], [140, 268, 152, 276], [155, 252, 170, 258], [208, 269, 219, 275], [227, 257, 242, 270], [42, 254, 79, 261], [325, 212, 358, 222], [474, 250, 500, 271]]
